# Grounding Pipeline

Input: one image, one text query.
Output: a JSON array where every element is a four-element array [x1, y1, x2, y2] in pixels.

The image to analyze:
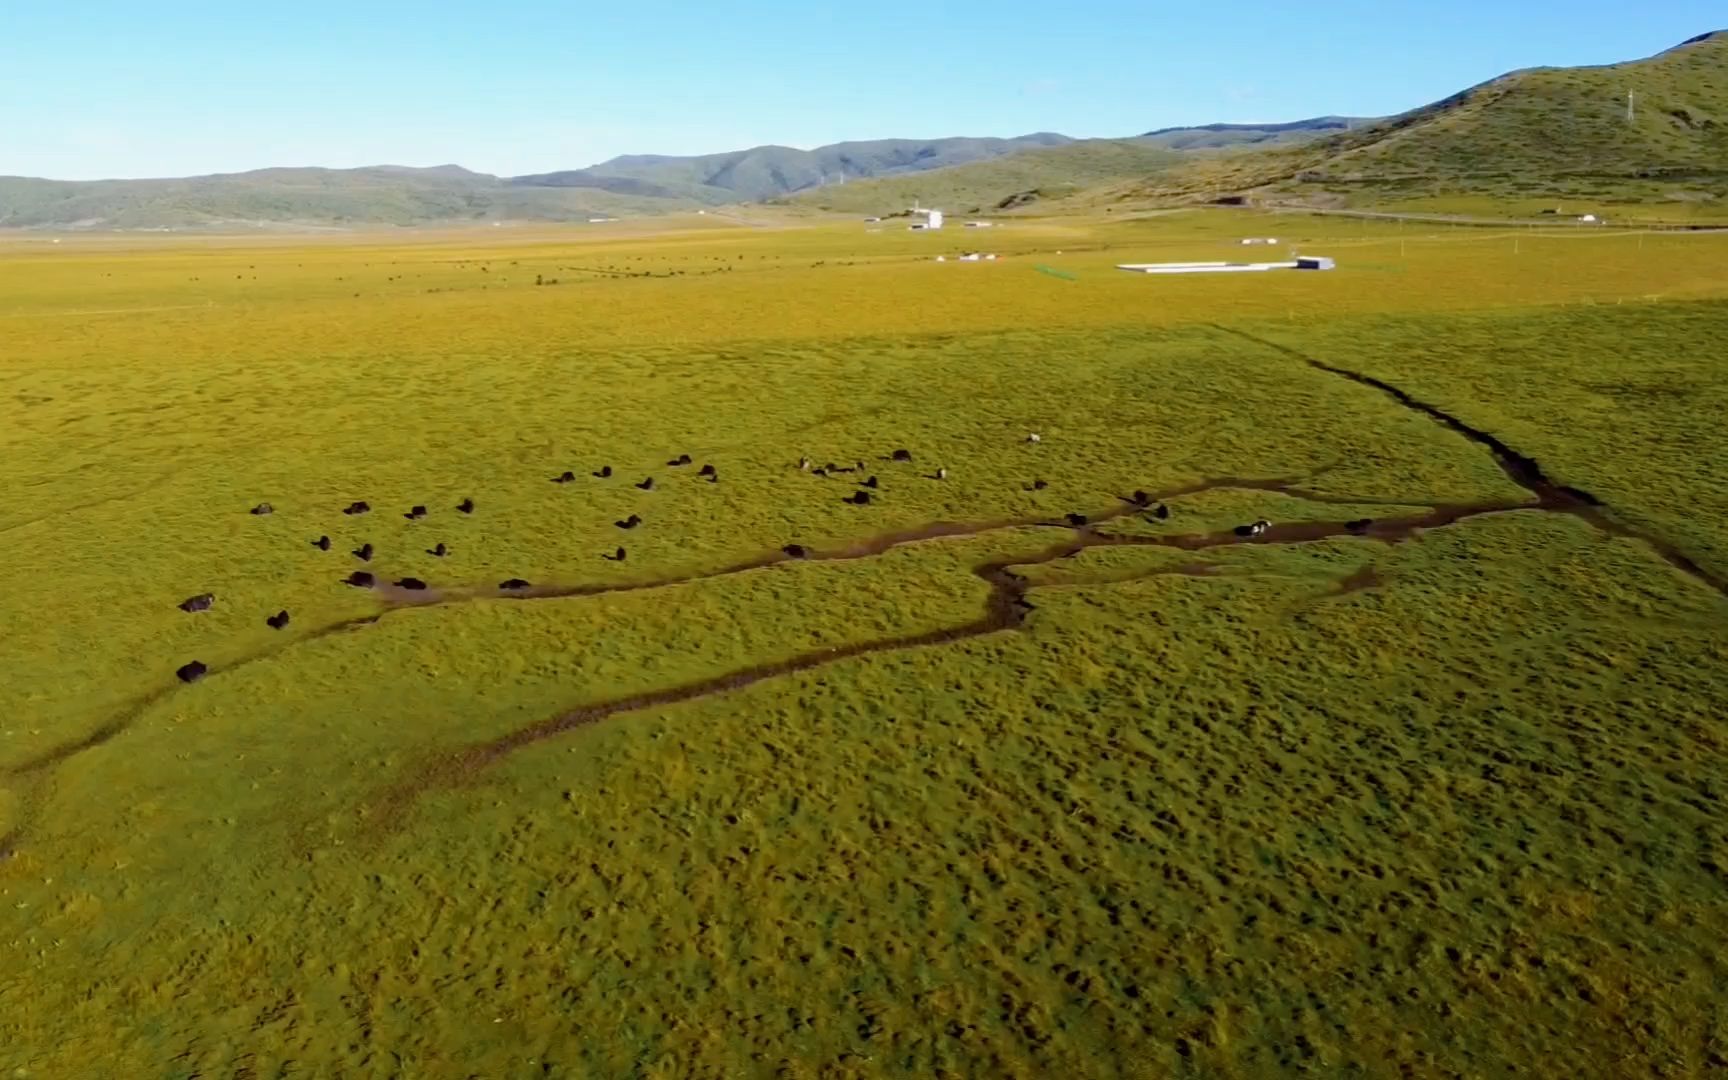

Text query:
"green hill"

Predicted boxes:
[[1131, 32, 1728, 206], [0, 166, 691, 230], [511, 134, 1075, 203], [785, 139, 1185, 215]]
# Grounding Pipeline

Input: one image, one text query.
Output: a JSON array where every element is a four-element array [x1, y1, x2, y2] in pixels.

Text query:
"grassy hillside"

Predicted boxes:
[[786, 139, 1185, 215], [1131, 32, 1728, 208], [512, 134, 1075, 203], [1136, 116, 1375, 151], [0, 167, 693, 230]]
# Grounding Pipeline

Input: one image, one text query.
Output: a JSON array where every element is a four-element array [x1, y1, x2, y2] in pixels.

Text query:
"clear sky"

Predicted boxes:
[[2, 1, 1720, 180]]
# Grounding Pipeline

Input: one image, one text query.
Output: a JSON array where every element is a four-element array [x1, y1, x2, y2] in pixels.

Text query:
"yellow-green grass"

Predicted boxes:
[[2, 211, 1728, 1076], [1356, 192, 1728, 224]]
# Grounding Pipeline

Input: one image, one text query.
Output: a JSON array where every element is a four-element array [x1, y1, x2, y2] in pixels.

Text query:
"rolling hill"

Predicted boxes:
[[1136, 116, 1375, 151], [1129, 31, 1728, 206], [784, 117, 1375, 217], [784, 139, 1185, 215], [510, 134, 1075, 203], [0, 166, 695, 230], [0, 135, 1077, 229]]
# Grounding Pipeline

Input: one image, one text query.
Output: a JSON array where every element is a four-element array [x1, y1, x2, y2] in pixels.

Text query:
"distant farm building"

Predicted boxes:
[[964, 221, 995, 228], [908, 208, 945, 231], [1240, 237, 1279, 245]]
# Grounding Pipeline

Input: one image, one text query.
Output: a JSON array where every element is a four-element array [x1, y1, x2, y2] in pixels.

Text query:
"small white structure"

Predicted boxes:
[[1579, 214, 1599, 223], [864, 216, 881, 223], [587, 216, 614, 223], [1240, 237, 1279, 245], [908, 207, 945, 231], [1117, 256, 1335, 275], [964, 221, 994, 228]]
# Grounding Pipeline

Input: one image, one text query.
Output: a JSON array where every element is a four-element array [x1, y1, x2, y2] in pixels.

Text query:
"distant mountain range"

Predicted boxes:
[[1137, 116, 1371, 150], [3, 32, 1722, 229], [0, 166, 686, 231], [0, 134, 1081, 229], [512, 134, 1074, 203], [782, 119, 1370, 214]]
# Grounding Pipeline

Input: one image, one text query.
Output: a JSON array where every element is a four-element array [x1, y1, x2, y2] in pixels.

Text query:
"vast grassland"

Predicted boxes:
[[2, 211, 1727, 1077]]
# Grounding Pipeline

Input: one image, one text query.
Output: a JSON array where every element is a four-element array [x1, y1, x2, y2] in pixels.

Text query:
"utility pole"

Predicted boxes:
[[1628, 90, 1636, 124]]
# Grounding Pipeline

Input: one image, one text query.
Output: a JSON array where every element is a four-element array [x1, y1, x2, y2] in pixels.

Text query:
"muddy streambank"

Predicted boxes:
[[1214, 324, 1728, 597], [9, 344, 1728, 853], [375, 337, 1728, 811], [374, 490, 1602, 818]]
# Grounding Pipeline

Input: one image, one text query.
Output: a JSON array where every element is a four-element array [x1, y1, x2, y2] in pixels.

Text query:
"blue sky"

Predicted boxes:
[[2, 2, 1720, 180]]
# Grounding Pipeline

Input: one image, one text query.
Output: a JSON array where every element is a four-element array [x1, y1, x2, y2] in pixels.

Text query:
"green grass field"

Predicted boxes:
[[3, 211, 1727, 1077]]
